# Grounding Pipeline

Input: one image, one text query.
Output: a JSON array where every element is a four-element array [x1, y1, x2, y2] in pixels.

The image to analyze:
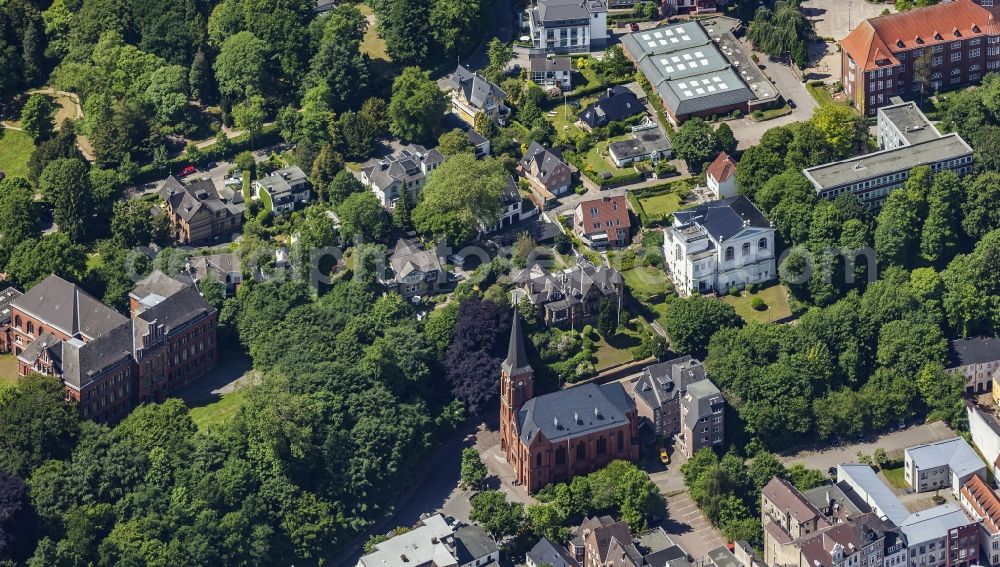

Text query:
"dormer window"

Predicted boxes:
[[972, 24, 981, 33], [933, 31, 942, 41], [896, 39, 905, 48], [953, 27, 961, 37], [915, 35, 924, 44]]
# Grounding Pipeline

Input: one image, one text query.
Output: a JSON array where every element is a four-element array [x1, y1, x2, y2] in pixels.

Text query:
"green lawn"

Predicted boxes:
[[581, 135, 632, 176], [622, 266, 670, 300], [0, 354, 19, 386], [881, 465, 908, 490], [721, 284, 792, 323], [636, 191, 683, 217], [0, 128, 34, 179], [592, 322, 646, 370], [188, 389, 247, 431], [357, 4, 390, 62], [806, 83, 854, 111], [547, 96, 597, 138]]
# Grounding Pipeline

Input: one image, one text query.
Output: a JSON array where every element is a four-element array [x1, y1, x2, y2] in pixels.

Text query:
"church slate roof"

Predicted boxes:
[[501, 309, 533, 377], [517, 382, 635, 444], [12, 275, 129, 340]]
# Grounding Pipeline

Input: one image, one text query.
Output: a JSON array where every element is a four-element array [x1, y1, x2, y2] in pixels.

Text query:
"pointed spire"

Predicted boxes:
[[502, 307, 532, 376]]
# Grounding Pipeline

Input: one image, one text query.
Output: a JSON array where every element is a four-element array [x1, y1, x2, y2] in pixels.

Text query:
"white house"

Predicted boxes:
[[663, 195, 776, 296], [526, 0, 607, 53], [252, 166, 311, 214], [359, 144, 446, 209], [904, 437, 986, 496], [528, 53, 573, 90], [967, 401, 1000, 484], [706, 152, 738, 199], [357, 514, 498, 567]]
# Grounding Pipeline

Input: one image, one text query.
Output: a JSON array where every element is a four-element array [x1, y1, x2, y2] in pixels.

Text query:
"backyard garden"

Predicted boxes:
[[721, 283, 793, 323]]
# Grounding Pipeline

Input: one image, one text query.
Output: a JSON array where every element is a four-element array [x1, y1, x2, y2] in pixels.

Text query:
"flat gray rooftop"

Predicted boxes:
[[623, 21, 711, 57], [881, 102, 940, 145], [804, 133, 973, 190]]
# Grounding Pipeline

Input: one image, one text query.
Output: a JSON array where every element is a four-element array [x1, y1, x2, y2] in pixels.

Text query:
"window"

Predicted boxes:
[[742, 243, 750, 256], [535, 453, 541, 466], [14, 315, 20, 330], [933, 56, 943, 65], [26, 322, 33, 336], [555, 446, 566, 465], [617, 430, 624, 451], [951, 51, 962, 62], [725, 246, 734, 261], [970, 48, 981, 58], [576, 442, 586, 460], [759, 238, 768, 250], [596, 437, 607, 455]]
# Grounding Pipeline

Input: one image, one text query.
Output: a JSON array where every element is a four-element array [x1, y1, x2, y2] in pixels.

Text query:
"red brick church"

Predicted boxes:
[[500, 310, 640, 493]]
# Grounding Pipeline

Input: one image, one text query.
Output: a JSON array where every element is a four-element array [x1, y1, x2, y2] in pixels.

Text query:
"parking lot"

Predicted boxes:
[[662, 491, 726, 561], [801, 0, 895, 81], [778, 420, 956, 471]]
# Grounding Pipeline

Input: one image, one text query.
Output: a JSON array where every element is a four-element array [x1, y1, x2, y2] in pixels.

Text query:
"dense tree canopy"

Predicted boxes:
[[413, 154, 506, 245]]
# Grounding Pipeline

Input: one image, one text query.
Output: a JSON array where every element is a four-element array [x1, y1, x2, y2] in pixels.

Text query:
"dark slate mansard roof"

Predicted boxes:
[[579, 86, 644, 128], [517, 381, 635, 444], [450, 64, 506, 110], [672, 195, 771, 243]]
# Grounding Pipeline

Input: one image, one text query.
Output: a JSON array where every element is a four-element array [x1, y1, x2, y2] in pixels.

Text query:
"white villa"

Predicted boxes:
[[664, 195, 776, 296]]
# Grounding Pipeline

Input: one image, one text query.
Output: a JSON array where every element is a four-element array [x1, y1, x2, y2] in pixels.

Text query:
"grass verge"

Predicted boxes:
[[189, 389, 247, 431], [0, 128, 34, 179]]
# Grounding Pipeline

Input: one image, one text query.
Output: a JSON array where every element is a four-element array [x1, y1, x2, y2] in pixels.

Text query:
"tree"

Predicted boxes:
[[460, 447, 488, 489], [469, 490, 525, 541], [431, 0, 481, 58], [812, 105, 866, 158], [437, 128, 475, 156], [875, 189, 922, 269], [232, 95, 266, 144], [392, 189, 413, 230], [747, 452, 786, 491], [27, 120, 83, 185], [596, 45, 633, 80], [920, 170, 963, 264], [597, 298, 618, 337], [306, 5, 370, 111], [144, 65, 190, 127], [0, 178, 41, 266], [20, 94, 57, 142], [672, 118, 719, 172], [714, 122, 737, 154], [0, 470, 36, 562], [962, 172, 1000, 240], [214, 31, 270, 100], [7, 233, 87, 288], [413, 154, 506, 244], [0, 374, 81, 478], [389, 67, 448, 143], [444, 298, 511, 414], [788, 464, 827, 490], [664, 295, 742, 358], [111, 199, 158, 247], [39, 158, 94, 243], [485, 38, 513, 82], [337, 111, 379, 160], [337, 191, 390, 243]]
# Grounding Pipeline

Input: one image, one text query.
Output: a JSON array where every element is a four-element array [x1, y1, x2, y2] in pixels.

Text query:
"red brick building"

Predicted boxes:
[[500, 311, 640, 493], [13, 271, 218, 423], [840, 0, 1000, 116]]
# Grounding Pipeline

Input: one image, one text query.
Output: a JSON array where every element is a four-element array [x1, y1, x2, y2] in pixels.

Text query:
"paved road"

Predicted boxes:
[[778, 421, 956, 471]]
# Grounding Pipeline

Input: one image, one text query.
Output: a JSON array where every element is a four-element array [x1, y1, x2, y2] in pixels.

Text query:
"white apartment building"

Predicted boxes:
[[664, 195, 776, 296], [358, 144, 446, 209], [526, 0, 607, 53]]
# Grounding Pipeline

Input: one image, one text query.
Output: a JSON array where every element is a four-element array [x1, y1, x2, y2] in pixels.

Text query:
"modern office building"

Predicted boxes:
[[525, 0, 607, 53]]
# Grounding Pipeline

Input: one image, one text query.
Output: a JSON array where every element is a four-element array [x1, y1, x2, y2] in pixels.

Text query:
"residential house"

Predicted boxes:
[[578, 86, 645, 130], [13, 271, 218, 423], [529, 53, 573, 90], [527, 538, 580, 567], [519, 142, 574, 203], [664, 195, 776, 296], [252, 166, 311, 214], [356, 514, 499, 567], [159, 176, 244, 245], [761, 477, 830, 541], [959, 474, 1000, 566], [679, 379, 724, 458], [836, 463, 981, 567], [526, 0, 608, 54], [663, 0, 717, 15], [569, 517, 686, 567], [630, 355, 706, 437], [607, 119, 673, 167], [485, 176, 524, 233], [804, 101, 974, 205], [967, 400, 1000, 484], [499, 312, 640, 493], [949, 337, 1000, 394], [904, 437, 986, 495], [360, 145, 446, 209], [447, 64, 508, 126], [839, 0, 1000, 116], [706, 151, 738, 199], [511, 258, 624, 329], [573, 195, 632, 250], [443, 113, 492, 157], [382, 238, 444, 299], [0, 287, 23, 354], [187, 253, 243, 296]]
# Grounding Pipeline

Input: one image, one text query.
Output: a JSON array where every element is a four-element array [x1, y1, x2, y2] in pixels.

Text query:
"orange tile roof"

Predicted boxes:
[[961, 474, 1000, 535], [706, 151, 737, 183], [841, 0, 999, 71], [577, 195, 631, 231]]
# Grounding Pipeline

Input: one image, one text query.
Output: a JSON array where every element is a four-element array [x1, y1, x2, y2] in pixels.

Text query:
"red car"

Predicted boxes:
[[629, 22, 639, 32], [179, 165, 197, 176]]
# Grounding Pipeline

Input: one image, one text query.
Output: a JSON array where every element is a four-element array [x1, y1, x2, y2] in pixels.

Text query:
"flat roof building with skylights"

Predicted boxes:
[[622, 18, 780, 124]]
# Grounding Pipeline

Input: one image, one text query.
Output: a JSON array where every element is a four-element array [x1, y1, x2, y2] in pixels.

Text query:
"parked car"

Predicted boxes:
[[629, 22, 640, 32], [179, 165, 197, 176], [659, 448, 670, 465], [786, 98, 797, 109]]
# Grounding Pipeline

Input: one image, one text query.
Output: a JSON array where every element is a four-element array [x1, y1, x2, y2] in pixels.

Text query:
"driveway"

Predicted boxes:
[[801, 0, 895, 81], [777, 421, 956, 471], [662, 492, 726, 561]]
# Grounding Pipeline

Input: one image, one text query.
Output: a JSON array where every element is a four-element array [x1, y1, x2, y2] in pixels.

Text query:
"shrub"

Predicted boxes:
[[582, 324, 595, 339], [750, 297, 767, 311], [751, 110, 764, 120], [728, 286, 739, 296], [746, 283, 758, 294], [575, 185, 588, 195]]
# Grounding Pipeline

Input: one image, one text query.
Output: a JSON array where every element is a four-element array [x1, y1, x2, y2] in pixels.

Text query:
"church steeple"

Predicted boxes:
[[501, 307, 533, 377]]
